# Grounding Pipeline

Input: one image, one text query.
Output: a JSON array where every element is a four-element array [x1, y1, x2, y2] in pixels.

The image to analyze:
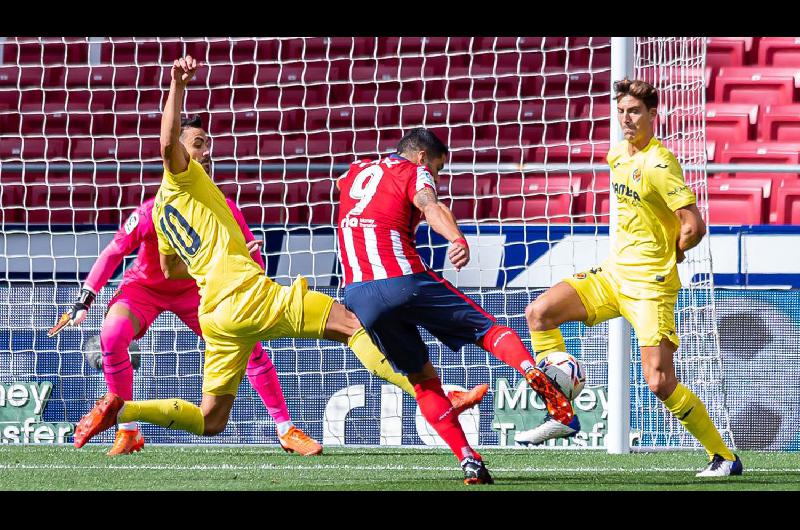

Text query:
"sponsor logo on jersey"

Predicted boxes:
[[574, 272, 587, 280], [340, 217, 376, 229], [124, 212, 140, 234], [612, 182, 641, 202], [632, 168, 641, 183], [667, 185, 690, 196]]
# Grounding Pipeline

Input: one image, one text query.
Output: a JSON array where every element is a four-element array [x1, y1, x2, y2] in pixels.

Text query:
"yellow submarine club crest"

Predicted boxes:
[[631, 168, 641, 183]]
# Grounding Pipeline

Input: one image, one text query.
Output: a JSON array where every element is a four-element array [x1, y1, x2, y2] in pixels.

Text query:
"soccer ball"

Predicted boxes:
[[82, 335, 141, 372], [537, 351, 586, 401]]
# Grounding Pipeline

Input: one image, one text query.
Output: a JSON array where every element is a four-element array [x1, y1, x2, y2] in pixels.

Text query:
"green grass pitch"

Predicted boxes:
[[1, 446, 799, 490]]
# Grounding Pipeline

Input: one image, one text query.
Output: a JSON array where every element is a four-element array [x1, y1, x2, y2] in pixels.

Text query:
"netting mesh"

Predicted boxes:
[[633, 37, 734, 448], [0, 36, 743, 449]]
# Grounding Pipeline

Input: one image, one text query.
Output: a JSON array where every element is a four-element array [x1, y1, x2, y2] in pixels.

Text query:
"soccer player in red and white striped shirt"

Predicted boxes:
[[337, 128, 576, 485]]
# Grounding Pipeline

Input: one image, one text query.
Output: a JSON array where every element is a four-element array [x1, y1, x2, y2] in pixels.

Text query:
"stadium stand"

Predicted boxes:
[[1, 37, 798, 224]]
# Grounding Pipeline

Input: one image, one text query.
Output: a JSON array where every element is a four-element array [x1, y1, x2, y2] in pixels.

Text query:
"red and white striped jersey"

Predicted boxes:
[[337, 154, 436, 285]]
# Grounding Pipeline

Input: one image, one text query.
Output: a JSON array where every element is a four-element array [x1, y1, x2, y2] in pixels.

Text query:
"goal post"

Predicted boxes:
[[606, 37, 633, 455]]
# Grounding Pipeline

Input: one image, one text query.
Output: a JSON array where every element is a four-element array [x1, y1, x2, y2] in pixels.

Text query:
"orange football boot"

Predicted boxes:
[[524, 368, 574, 424], [73, 392, 124, 448], [447, 383, 489, 415], [107, 428, 145, 456], [278, 426, 323, 456]]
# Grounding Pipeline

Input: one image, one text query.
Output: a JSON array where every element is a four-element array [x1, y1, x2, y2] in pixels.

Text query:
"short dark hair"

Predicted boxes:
[[180, 114, 204, 138], [614, 78, 658, 110], [396, 128, 449, 159]]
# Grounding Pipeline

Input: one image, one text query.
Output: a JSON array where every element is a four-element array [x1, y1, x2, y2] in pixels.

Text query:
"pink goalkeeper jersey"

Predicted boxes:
[[84, 197, 264, 296], [337, 154, 435, 285]]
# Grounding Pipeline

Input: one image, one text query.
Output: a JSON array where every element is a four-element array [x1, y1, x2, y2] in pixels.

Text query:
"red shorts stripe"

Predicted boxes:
[[424, 269, 496, 322]]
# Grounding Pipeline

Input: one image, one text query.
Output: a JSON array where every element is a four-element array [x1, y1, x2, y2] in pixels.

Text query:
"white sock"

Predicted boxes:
[[276, 421, 294, 436], [521, 360, 535, 373], [118, 421, 138, 431]]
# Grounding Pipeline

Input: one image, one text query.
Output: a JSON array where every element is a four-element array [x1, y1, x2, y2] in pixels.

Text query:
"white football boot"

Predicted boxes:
[[514, 415, 581, 446], [695, 454, 744, 477]]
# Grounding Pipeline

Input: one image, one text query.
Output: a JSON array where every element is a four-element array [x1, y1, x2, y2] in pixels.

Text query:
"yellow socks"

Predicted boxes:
[[662, 383, 735, 461], [348, 328, 416, 397], [118, 399, 205, 436], [530, 328, 567, 364]]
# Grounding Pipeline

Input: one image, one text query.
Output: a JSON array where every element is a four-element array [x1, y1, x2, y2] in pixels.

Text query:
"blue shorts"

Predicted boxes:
[[343, 270, 496, 375]]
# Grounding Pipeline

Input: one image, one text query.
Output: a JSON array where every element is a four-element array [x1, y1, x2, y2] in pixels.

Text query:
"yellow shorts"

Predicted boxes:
[[198, 275, 335, 396], [563, 267, 679, 349]]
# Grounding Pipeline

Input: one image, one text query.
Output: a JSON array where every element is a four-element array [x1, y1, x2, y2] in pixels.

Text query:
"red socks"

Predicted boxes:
[[414, 378, 477, 462], [480, 325, 535, 376]]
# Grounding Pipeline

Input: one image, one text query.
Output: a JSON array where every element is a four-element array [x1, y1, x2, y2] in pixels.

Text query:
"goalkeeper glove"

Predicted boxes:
[[48, 287, 96, 338]]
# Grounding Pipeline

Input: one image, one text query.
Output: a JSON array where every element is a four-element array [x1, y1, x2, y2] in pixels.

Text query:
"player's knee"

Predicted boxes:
[[525, 299, 551, 331], [200, 395, 234, 436], [99, 318, 135, 354], [201, 411, 229, 436], [647, 372, 677, 400], [202, 421, 227, 436]]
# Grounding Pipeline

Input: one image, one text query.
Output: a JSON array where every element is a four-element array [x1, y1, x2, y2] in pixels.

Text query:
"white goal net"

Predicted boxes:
[[0, 36, 731, 450]]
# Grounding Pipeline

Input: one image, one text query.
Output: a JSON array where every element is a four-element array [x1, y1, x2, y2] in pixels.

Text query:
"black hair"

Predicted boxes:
[[396, 128, 449, 158], [179, 114, 204, 138]]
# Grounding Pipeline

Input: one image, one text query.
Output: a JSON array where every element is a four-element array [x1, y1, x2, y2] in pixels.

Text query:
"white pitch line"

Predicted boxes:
[[0, 463, 797, 473]]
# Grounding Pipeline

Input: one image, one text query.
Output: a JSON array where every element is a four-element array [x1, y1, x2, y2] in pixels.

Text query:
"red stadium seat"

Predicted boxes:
[[714, 67, 800, 105], [19, 136, 69, 160], [705, 37, 754, 68], [573, 172, 610, 224], [757, 37, 800, 66], [0, 183, 25, 223], [757, 104, 800, 141], [7, 39, 89, 65], [774, 178, 800, 224], [716, 141, 800, 166], [493, 175, 579, 223], [0, 111, 21, 132], [0, 137, 22, 159], [530, 143, 609, 163], [437, 175, 494, 220], [705, 103, 758, 143], [706, 177, 770, 225]]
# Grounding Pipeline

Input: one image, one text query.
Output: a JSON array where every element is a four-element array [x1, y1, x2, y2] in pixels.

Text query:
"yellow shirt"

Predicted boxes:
[[153, 158, 263, 314], [603, 137, 696, 299]]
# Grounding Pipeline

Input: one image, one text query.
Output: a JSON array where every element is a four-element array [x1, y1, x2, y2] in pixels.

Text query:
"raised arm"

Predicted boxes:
[[675, 203, 707, 263], [160, 56, 200, 174], [413, 187, 470, 271]]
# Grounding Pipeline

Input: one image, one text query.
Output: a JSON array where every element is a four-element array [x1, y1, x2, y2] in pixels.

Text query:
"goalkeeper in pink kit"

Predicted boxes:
[[50, 136, 321, 456]]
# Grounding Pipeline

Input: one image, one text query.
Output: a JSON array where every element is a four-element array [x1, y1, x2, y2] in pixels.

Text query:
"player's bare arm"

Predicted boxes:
[[159, 251, 192, 280], [413, 187, 470, 271], [675, 204, 707, 263], [160, 55, 200, 174]]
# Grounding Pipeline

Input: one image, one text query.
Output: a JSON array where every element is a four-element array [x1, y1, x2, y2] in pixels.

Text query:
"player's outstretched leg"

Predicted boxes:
[[476, 324, 578, 446], [99, 306, 145, 456], [348, 327, 488, 413], [514, 284, 588, 446], [73, 393, 126, 448], [74, 393, 208, 447], [642, 340, 742, 477], [411, 364, 493, 485], [245, 343, 322, 456]]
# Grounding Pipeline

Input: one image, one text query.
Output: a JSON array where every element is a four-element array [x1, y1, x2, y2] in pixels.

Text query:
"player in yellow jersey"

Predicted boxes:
[[72, 55, 486, 452], [515, 78, 742, 478]]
